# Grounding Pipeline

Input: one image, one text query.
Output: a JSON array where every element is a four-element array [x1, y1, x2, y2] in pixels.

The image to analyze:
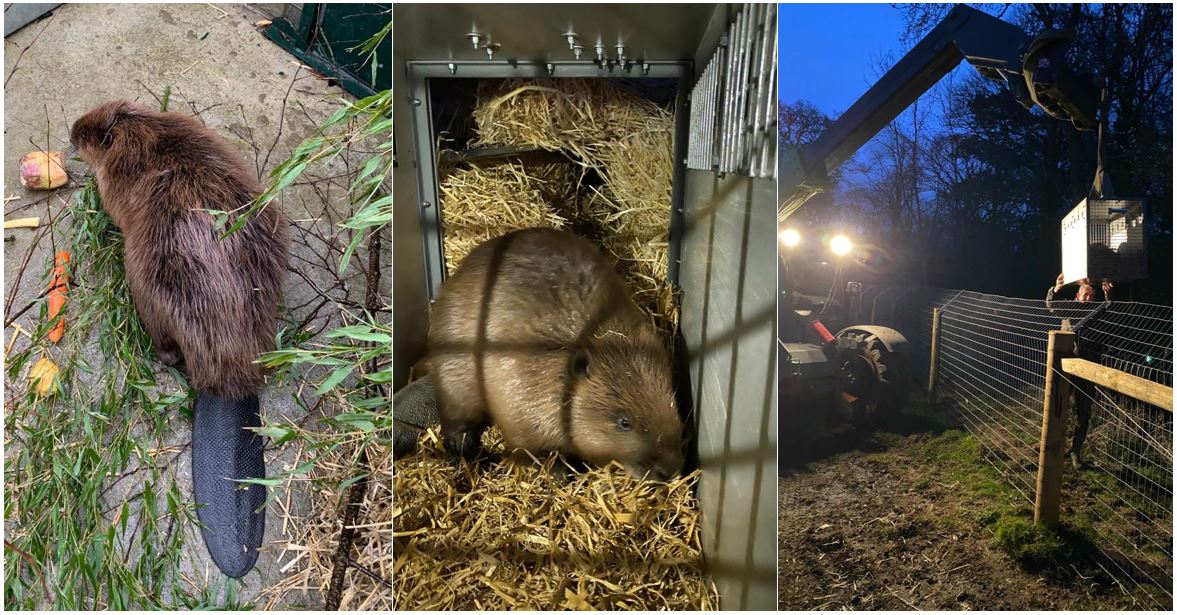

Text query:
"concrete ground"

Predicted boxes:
[[4, 3, 373, 608]]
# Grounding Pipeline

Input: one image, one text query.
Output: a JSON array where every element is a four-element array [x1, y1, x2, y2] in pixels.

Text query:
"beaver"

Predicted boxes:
[[427, 228, 684, 480], [70, 99, 290, 577]]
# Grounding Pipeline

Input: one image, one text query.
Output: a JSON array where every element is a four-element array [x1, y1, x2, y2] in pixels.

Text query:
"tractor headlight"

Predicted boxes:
[[830, 234, 853, 256], [780, 228, 801, 248]]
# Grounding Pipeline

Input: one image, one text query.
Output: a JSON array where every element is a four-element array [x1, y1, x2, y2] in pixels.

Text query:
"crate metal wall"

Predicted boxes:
[[680, 171, 777, 610]]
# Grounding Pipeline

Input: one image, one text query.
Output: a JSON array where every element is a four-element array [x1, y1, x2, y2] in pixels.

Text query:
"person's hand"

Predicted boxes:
[[1054, 273, 1065, 292], [1102, 279, 1114, 298]]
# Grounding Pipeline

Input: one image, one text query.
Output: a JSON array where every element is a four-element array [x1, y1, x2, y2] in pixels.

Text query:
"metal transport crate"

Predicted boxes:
[[1062, 198, 1147, 284], [393, 3, 777, 610]]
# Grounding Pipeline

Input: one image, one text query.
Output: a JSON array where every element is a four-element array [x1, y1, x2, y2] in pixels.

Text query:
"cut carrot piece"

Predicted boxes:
[[47, 251, 70, 343]]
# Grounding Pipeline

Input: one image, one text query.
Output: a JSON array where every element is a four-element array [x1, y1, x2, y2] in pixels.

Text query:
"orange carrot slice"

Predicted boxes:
[[47, 251, 70, 343]]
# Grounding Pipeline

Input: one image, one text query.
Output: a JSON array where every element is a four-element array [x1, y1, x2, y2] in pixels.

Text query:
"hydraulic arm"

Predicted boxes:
[[780, 4, 1100, 220]]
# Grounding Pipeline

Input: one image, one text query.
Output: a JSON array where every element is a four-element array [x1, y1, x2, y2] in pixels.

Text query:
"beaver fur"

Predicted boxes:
[[428, 228, 684, 480], [70, 99, 289, 399]]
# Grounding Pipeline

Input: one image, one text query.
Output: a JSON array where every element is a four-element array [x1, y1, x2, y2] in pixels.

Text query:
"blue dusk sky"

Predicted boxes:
[[778, 3, 910, 115]]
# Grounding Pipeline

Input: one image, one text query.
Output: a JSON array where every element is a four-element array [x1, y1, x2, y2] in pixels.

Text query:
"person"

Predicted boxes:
[[1047, 273, 1114, 307], [1046, 273, 1095, 308], [1045, 273, 1105, 469]]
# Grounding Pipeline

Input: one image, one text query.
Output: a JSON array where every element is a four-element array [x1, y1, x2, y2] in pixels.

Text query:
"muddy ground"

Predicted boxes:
[[778, 407, 1167, 610]]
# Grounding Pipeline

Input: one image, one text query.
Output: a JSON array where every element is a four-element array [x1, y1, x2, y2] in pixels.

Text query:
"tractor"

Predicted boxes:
[[779, 230, 909, 433]]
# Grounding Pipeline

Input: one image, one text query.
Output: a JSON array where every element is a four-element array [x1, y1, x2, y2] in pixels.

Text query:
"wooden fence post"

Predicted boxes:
[[1035, 330, 1076, 526], [927, 308, 942, 402]]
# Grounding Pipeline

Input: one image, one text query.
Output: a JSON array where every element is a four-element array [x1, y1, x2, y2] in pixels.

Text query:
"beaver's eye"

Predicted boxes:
[[616, 415, 632, 431], [101, 131, 113, 147]]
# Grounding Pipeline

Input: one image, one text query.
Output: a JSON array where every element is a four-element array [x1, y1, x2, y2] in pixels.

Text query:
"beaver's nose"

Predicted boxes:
[[653, 453, 684, 481]]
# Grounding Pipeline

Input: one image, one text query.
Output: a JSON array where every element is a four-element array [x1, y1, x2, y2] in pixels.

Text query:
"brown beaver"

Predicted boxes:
[[70, 99, 290, 578], [427, 228, 684, 480], [70, 99, 289, 395]]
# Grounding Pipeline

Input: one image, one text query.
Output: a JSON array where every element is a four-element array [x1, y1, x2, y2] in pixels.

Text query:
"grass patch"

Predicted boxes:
[[5, 181, 234, 609], [993, 512, 1098, 571], [865, 396, 1043, 542], [880, 424, 1021, 506], [912, 428, 1027, 529], [877, 397, 1118, 583], [903, 427, 1099, 567]]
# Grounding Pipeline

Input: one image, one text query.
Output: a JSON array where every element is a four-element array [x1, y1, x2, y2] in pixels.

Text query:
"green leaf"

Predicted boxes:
[[343, 194, 392, 229], [332, 412, 376, 432], [337, 230, 365, 275], [252, 425, 297, 445], [308, 356, 353, 367], [337, 473, 369, 490], [352, 155, 384, 190], [353, 92, 385, 110], [235, 476, 284, 487], [363, 369, 392, 384], [327, 325, 390, 344], [316, 366, 353, 395], [289, 460, 316, 476], [322, 106, 348, 128], [366, 117, 392, 136], [292, 136, 326, 158], [219, 200, 264, 239], [351, 395, 391, 410], [271, 161, 308, 193]]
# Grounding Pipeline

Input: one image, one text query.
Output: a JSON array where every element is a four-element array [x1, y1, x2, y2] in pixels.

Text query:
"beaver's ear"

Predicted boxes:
[[110, 99, 148, 115], [81, 103, 119, 148], [572, 348, 592, 378], [93, 100, 143, 147]]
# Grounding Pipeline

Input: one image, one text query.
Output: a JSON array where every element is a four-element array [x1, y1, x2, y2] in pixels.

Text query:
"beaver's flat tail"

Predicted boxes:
[[192, 392, 266, 578], [393, 375, 439, 459]]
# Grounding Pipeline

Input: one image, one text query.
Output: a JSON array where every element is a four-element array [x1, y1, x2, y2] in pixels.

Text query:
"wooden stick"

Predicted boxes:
[[1061, 357, 1173, 412], [1035, 330, 1075, 526]]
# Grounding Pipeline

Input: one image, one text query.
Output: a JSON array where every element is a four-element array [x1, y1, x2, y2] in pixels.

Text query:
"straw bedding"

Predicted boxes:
[[439, 78, 679, 334], [437, 161, 574, 273], [263, 442, 394, 611], [392, 428, 717, 610], [394, 78, 714, 610]]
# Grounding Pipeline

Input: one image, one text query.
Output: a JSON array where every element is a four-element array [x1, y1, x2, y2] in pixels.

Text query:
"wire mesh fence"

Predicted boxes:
[[856, 285, 1173, 607]]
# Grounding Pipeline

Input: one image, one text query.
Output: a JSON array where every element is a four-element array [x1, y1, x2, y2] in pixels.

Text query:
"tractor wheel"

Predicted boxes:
[[835, 339, 879, 429], [865, 335, 908, 423], [836, 335, 909, 429]]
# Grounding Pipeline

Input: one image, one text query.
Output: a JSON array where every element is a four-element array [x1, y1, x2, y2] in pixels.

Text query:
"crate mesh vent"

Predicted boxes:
[[686, 3, 777, 179]]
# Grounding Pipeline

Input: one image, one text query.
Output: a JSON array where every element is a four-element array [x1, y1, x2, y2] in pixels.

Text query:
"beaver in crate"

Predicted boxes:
[[397, 228, 685, 480]]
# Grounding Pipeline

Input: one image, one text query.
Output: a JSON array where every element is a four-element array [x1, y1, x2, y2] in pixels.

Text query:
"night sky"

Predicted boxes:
[[778, 3, 909, 113]]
